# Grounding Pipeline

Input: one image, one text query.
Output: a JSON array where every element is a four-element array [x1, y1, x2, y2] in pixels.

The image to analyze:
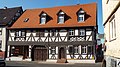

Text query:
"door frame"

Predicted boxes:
[[58, 47, 66, 59]]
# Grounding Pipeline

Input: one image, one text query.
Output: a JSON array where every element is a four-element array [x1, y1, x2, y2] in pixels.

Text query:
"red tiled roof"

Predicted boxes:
[[9, 3, 97, 29]]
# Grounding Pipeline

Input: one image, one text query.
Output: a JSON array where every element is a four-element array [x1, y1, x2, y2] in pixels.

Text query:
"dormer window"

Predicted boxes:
[[58, 11, 65, 24], [78, 9, 85, 22], [40, 13, 47, 24]]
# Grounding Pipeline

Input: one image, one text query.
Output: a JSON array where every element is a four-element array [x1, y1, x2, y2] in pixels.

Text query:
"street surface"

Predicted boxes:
[[6, 61, 102, 67]]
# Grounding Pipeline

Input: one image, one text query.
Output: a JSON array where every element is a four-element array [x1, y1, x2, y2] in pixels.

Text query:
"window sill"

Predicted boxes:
[[109, 38, 116, 42], [58, 23, 64, 24], [78, 21, 84, 23]]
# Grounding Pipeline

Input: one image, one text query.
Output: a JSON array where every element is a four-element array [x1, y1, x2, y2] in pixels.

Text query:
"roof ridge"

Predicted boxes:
[[26, 2, 96, 10]]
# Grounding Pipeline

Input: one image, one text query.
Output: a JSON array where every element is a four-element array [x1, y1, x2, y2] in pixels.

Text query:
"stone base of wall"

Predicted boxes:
[[46, 59, 95, 63], [6, 57, 32, 61]]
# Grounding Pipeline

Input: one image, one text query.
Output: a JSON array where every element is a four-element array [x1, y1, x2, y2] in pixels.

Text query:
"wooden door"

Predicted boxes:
[[34, 46, 47, 61], [59, 47, 66, 59]]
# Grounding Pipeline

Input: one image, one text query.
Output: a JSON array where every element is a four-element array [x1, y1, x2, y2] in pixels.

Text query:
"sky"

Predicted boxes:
[[0, 0, 103, 34]]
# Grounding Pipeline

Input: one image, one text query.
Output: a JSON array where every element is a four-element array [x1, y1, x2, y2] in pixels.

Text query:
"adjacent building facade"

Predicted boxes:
[[102, 0, 120, 67], [7, 3, 97, 63], [0, 7, 23, 58]]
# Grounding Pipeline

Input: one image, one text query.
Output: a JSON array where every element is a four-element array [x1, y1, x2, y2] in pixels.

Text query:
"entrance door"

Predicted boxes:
[[33, 46, 47, 61], [59, 47, 66, 59]]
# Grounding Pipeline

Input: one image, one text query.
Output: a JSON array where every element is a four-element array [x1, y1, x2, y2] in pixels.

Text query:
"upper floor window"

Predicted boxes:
[[79, 29, 85, 36], [78, 8, 85, 22], [109, 15, 116, 41], [69, 29, 74, 36], [15, 30, 26, 38], [50, 29, 57, 37], [58, 11, 65, 24], [40, 13, 47, 24]]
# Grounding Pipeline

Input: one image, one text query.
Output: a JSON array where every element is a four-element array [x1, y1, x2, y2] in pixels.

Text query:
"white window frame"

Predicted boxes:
[[78, 14, 84, 22], [58, 15, 64, 24], [79, 29, 85, 36], [109, 15, 116, 41], [40, 13, 47, 24], [50, 47, 56, 54], [82, 46, 87, 54], [74, 46, 79, 54], [40, 16, 46, 24], [69, 29, 74, 36]]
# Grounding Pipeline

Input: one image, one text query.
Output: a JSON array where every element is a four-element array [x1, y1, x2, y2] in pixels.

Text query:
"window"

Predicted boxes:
[[51, 29, 56, 37], [74, 46, 79, 54], [68, 46, 74, 54], [40, 13, 46, 24], [21, 31, 26, 37], [40, 30, 44, 37], [78, 14, 84, 22], [69, 29, 74, 36], [24, 18, 29, 22], [15, 30, 26, 38], [16, 13, 20, 17], [50, 47, 56, 54], [79, 29, 85, 36], [58, 12, 65, 24], [78, 9, 85, 22], [0, 28, 2, 35], [109, 15, 116, 41], [68, 46, 78, 54], [81, 46, 87, 54]]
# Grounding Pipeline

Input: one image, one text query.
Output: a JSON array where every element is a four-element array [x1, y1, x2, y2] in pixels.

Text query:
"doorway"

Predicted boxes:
[[33, 46, 48, 61], [59, 47, 66, 59]]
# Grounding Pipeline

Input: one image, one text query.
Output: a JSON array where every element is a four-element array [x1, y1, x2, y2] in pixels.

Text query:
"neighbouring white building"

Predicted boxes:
[[0, 7, 23, 59], [102, 0, 120, 67]]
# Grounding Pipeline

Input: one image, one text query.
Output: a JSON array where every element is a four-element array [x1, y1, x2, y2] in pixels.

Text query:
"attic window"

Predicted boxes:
[[58, 11, 65, 24], [40, 13, 47, 24], [24, 18, 29, 22], [78, 9, 85, 22]]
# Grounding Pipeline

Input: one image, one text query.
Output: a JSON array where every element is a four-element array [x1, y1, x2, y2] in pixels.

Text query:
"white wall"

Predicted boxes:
[[9, 29, 93, 42], [102, 0, 119, 24], [103, 3, 120, 58], [1, 28, 6, 51]]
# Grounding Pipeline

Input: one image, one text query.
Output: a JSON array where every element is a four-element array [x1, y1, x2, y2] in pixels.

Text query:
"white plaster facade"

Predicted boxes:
[[0, 28, 6, 52], [102, 0, 120, 67]]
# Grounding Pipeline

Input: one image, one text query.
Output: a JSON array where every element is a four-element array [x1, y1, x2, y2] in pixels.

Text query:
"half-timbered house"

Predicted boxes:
[[0, 7, 23, 59], [7, 3, 97, 63]]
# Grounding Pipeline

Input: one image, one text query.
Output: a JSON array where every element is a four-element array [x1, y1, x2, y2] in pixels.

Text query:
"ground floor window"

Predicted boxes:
[[81, 46, 87, 54], [50, 47, 56, 54], [10, 46, 29, 59]]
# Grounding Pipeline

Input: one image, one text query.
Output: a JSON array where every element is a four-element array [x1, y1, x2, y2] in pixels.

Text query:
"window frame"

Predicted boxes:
[[81, 46, 87, 54], [79, 29, 85, 36], [58, 12, 65, 24], [109, 15, 116, 41], [69, 29, 74, 36], [40, 13, 47, 24], [50, 29, 56, 37], [50, 47, 56, 54], [78, 14, 84, 22]]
